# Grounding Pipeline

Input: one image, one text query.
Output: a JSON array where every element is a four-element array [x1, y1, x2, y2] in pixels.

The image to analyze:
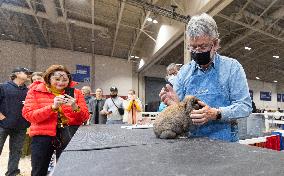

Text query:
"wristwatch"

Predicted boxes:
[[216, 109, 222, 120]]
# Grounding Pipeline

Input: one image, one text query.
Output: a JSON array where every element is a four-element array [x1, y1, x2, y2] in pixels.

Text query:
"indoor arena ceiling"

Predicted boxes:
[[0, 0, 283, 83], [159, 0, 284, 84]]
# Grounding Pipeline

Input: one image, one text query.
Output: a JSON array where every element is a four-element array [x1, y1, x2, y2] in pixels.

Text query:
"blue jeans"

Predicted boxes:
[[0, 127, 26, 176], [106, 120, 123, 124]]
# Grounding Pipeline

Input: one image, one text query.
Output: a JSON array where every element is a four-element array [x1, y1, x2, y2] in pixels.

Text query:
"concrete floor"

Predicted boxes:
[[0, 137, 31, 176]]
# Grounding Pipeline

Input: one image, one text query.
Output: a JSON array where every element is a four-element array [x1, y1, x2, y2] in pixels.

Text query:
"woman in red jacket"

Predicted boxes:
[[22, 65, 90, 176]]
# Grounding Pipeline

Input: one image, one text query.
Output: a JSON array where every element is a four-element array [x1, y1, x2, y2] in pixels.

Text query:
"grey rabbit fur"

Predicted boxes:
[[153, 96, 202, 139]]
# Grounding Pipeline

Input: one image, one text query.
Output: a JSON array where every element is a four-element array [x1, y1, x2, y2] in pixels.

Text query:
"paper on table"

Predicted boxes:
[[121, 124, 153, 129]]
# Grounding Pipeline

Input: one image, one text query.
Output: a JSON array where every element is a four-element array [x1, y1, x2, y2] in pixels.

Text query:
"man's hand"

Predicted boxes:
[[0, 112, 6, 120], [190, 101, 218, 125], [159, 84, 180, 106]]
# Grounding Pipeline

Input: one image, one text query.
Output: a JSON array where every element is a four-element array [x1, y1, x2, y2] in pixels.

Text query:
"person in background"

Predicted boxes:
[[101, 87, 124, 124], [0, 67, 32, 176], [22, 71, 45, 158], [81, 86, 95, 125], [92, 88, 107, 124], [22, 65, 89, 176], [31, 72, 44, 83], [160, 13, 252, 142], [165, 63, 179, 86], [252, 100, 256, 113], [158, 63, 179, 112], [123, 89, 142, 124]]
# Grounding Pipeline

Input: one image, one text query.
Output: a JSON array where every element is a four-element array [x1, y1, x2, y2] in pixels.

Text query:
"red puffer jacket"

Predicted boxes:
[[22, 81, 90, 137]]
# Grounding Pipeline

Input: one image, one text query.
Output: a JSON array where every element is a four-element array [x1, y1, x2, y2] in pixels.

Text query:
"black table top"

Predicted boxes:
[[53, 125, 284, 176]]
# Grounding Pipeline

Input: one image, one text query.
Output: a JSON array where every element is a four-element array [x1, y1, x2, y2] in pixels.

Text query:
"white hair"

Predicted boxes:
[[166, 63, 177, 73], [187, 13, 219, 39]]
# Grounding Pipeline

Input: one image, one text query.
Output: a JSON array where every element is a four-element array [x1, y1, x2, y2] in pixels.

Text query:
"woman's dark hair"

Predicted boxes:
[[31, 72, 44, 83], [43, 65, 72, 87]]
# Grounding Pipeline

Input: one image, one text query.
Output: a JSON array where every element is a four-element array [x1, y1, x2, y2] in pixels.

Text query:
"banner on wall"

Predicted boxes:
[[72, 65, 90, 82], [249, 90, 253, 100], [277, 94, 282, 102], [260, 91, 271, 101]]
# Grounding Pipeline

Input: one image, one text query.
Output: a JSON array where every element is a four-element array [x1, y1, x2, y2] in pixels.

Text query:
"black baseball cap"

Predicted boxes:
[[12, 67, 33, 74], [110, 86, 118, 92]]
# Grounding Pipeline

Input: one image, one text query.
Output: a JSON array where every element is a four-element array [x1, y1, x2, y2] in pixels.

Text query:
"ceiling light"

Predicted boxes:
[[134, 56, 139, 59], [256, 77, 260, 80], [274, 80, 278, 83], [1, 33, 5, 36], [138, 59, 145, 69], [273, 55, 279, 59], [78, 46, 82, 49], [244, 46, 251, 50], [153, 19, 158, 24], [147, 17, 153, 22], [130, 55, 135, 58]]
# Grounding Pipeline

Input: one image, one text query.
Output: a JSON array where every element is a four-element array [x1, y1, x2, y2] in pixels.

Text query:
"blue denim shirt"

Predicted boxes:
[[174, 54, 252, 142]]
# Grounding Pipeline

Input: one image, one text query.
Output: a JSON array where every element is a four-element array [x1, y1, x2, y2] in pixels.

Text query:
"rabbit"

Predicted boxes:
[[153, 96, 202, 139]]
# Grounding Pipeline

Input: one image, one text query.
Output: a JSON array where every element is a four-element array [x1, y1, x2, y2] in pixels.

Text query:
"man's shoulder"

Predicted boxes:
[[118, 97, 124, 101], [218, 54, 240, 65], [178, 62, 195, 75], [105, 98, 111, 102]]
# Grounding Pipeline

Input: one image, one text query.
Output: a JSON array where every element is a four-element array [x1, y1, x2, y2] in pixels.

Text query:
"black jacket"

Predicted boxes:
[[0, 81, 30, 129]]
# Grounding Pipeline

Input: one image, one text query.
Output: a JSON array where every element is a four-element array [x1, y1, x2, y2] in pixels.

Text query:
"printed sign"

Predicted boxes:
[[260, 91, 271, 101], [72, 65, 90, 82]]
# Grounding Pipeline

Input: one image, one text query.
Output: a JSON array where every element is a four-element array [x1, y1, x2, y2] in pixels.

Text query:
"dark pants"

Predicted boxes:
[[0, 127, 26, 176], [31, 125, 79, 176], [31, 136, 54, 176]]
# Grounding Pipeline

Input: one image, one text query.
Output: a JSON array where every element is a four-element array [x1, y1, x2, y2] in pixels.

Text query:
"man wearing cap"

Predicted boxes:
[[0, 67, 32, 176], [101, 87, 124, 124]]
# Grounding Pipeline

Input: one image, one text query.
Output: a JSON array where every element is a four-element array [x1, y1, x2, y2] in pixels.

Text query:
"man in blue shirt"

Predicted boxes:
[[160, 13, 252, 142]]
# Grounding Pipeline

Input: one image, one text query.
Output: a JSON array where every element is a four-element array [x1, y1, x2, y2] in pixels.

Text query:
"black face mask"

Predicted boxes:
[[191, 50, 211, 66], [110, 94, 117, 98]]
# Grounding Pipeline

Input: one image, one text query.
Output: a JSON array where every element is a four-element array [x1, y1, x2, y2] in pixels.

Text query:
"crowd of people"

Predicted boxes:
[[0, 65, 143, 176]]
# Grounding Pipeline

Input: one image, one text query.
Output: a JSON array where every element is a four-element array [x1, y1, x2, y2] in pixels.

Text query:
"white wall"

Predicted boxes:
[[0, 40, 33, 82], [0, 40, 132, 96], [94, 55, 132, 96], [2, 40, 284, 110]]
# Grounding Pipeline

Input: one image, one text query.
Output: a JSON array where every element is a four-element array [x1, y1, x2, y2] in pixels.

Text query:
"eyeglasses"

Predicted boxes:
[[187, 43, 212, 52], [50, 76, 69, 82], [51, 73, 70, 80]]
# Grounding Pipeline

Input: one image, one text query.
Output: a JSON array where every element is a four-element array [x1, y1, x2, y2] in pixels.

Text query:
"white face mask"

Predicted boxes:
[[167, 75, 177, 85]]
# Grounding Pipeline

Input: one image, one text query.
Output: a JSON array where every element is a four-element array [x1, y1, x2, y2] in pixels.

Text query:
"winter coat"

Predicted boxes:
[[22, 81, 90, 137], [0, 81, 30, 129]]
